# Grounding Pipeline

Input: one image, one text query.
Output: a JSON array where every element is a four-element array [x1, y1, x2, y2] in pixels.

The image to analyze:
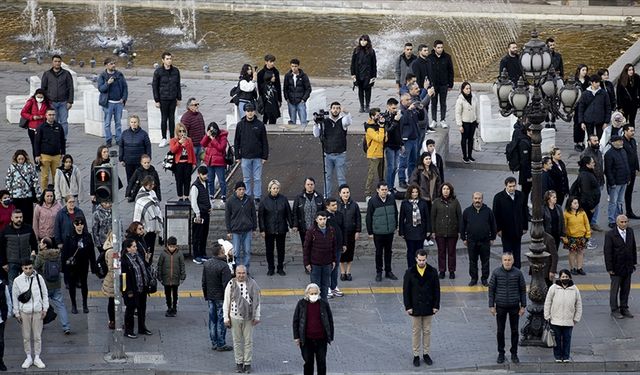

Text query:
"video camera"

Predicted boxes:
[[313, 109, 329, 124]]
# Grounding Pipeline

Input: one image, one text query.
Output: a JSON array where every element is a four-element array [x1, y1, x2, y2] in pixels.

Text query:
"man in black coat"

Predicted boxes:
[[622, 125, 640, 219], [202, 242, 233, 351], [151, 52, 181, 146], [402, 249, 440, 367], [460, 192, 496, 287], [292, 178, 325, 273], [234, 103, 269, 203], [604, 214, 637, 319], [257, 54, 282, 105], [426, 40, 454, 129], [409, 44, 430, 90], [578, 75, 611, 140], [492, 177, 528, 269], [283, 59, 312, 126], [499, 42, 523, 85]]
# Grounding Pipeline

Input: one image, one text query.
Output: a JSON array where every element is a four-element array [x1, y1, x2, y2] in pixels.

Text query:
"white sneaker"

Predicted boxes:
[[21, 357, 32, 369], [427, 240, 435, 246], [423, 239, 430, 247], [587, 240, 597, 250], [158, 138, 168, 148], [33, 356, 45, 369], [440, 120, 448, 129], [431, 120, 439, 129], [327, 288, 334, 299], [332, 288, 344, 297]]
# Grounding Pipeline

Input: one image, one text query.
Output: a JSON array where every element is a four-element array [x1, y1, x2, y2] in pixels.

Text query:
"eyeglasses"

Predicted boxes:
[[73, 222, 84, 226]]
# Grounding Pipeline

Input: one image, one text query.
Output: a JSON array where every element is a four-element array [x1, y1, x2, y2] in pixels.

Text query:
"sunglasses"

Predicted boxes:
[[190, 103, 200, 107]]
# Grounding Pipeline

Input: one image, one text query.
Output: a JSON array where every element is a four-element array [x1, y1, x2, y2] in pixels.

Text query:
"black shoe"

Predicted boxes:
[[359, 107, 366, 113], [165, 309, 172, 317], [125, 332, 138, 339], [375, 273, 382, 282], [254, 198, 260, 205], [83, 305, 89, 314], [346, 273, 352, 281], [497, 353, 505, 364], [0, 362, 6, 371], [463, 158, 470, 164], [139, 329, 153, 336], [217, 345, 233, 352], [468, 157, 476, 162], [243, 364, 251, 373], [413, 356, 420, 367], [438, 271, 445, 279], [574, 144, 582, 152], [71, 306, 78, 314], [545, 123, 550, 128], [423, 354, 433, 365], [277, 269, 286, 276], [612, 309, 625, 319], [340, 273, 346, 281], [511, 354, 520, 364], [481, 279, 489, 287], [267, 269, 275, 276], [627, 213, 640, 219], [236, 363, 244, 373], [621, 309, 635, 318], [449, 272, 455, 279], [570, 268, 578, 275], [304, 268, 310, 275], [385, 271, 398, 280], [577, 268, 586, 275], [468, 279, 477, 286]]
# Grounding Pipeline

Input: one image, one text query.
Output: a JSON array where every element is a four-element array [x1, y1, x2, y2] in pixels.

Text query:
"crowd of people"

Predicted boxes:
[[0, 33, 636, 374]]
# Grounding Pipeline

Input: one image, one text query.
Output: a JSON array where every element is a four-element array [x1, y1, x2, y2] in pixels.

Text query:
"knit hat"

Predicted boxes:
[[234, 181, 246, 190], [610, 134, 623, 142]]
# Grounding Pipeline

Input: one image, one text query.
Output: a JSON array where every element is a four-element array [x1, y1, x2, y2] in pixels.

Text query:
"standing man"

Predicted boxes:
[[283, 58, 312, 126], [621, 125, 639, 219], [152, 51, 182, 147], [257, 54, 282, 106], [409, 44, 430, 90], [604, 214, 637, 319], [234, 103, 269, 204], [202, 242, 233, 351], [460, 192, 497, 287], [382, 98, 403, 193], [402, 249, 439, 367], [34, 109, 66, 190], [426, 40, 454, 129], [499, 42, 523, 85], [581, 134, 605, 231], [34, 238, 70, 335], [97, 57, 128, 147], [364, 108, 386, 199], [41, 55, 73, 138], [488, 252, 527, 365], [578, 75, 611, 140], [303, 211, 337, 302], [492, 177, 528, 269], [545, 37, 564, 129], [225, 182, 257, 272], [395, 43, 417, 94], [0, 210, 38, 288], [189, 166, 211, 265], [223, 265, 261, 374], [292, 178, 325, 273], [604, 135, 630, 228], [398, 93, 420, 189], [325, 199, 345, 298], [366, 182, 398, 282], [313, 102, 352, 198]]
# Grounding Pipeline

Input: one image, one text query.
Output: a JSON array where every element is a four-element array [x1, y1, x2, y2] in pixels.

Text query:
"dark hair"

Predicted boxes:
[[619, 63, 636, 88], [545, 37, 555, 44], [92, 145, 109, 167], [141, 175, 155, 187], [22, 259, 33, 267], [122, 238, 136, 251], [41, 237, 53, 248], [417, 44, 428, 52], [240, 64, 252, 81], [376, 181, 388, 189], [368, 107, 381, 117], [426, 139, 435, 146], [387, 97, 399, 106], [416, 249, 428, 257], [197, 165, 208, 175], [161, 51, 172, 59], [325, 198, 338, 206], [505, 176, 517, 185], [290, 58, 300, 65], [597, 68, 609, 77], [419, 152, 432, 166], [338, 184, 350, 192], [38, 184, 55, 206], [542, 156, 552, 165], [73, 217, 86, 226], [460, 81, 471, 94], [12, 149, 31, 165], [405, 73, 416, 82], [51, 54, 62, 61], [140, 154, 151, 161], [355, 34, 373, 54], [543, 190, 557, 205], [578, 155, 593, 169], [126, 221, 143, 236], [574, 64, 589, 80], [211, 242, 223, 256], [12, 209, 23, 215], [507, 42, 517, 48], [590, 74, 601, 83], [167, 236, 177, 246], [404, 42, 413, 48], [441, 182, 456, 199], [623, 123, 635, 132], [565, 196, 583, 213], [263, 70, 274, 83], [104, 57, 115, 65], [0, 190, 9, 199], [557, 269, 572, 279], [330, 101, 341, 108], [315, 211, 328, 219], [405, 184, 422, 200], [264, 54, 276, 62], [433, 39, 444, 47], [60, 154, 74, 168], [305, 177, 315, 184], [32, 88, 48, 102]]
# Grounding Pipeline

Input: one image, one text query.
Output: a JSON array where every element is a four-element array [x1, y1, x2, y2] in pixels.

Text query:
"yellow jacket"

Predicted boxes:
[[365, 121, 385, 159], [563, 210, 591, 238]]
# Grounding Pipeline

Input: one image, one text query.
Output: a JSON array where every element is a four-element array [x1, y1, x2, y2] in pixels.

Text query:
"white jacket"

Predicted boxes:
[[54, 166, 83, 203], [12, 272, 49, 315], [454, 94, 479, 126], [544, 283, 582, 327]]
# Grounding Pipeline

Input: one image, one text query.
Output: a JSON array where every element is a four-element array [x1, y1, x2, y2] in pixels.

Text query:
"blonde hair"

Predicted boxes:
[[176, 122, 188, 137], [550, 146, 561, 157], [267, 179, 281, 191], [129, 114, 140, 124]]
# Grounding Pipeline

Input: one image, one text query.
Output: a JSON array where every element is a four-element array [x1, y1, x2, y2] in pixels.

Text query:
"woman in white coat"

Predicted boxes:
[[455, 82, 480, 163], [544, 269, 583, 363]]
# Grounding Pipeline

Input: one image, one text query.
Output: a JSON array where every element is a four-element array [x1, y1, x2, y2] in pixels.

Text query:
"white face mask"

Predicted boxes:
[[36, 97, 44, 103], [308, 295, 319, 303]]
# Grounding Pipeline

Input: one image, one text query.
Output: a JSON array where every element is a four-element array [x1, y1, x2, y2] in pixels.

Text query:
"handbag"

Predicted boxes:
[[65, 248, 79, 267], [224, 144, 235, 165], [35, 275, 57, 324], [542, 320, 556, 347], [17, 278, 33, 304], [146, 265, 158, 294], [18, 116, 29, 129], [473, 131, 483, 152]]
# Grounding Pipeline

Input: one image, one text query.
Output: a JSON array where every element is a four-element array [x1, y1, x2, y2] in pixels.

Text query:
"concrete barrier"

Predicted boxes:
[[146, 100, 181, 143], [478, 94, 516, 143]]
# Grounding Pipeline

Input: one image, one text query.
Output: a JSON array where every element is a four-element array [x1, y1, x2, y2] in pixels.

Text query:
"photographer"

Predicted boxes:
[[382, 98, 403, 193], [364, 108, 386, 199], [398, 93, 421, 189], [201, 122, 229, 201], [408, 82, 436, 141], [313, 102, 353, 198]]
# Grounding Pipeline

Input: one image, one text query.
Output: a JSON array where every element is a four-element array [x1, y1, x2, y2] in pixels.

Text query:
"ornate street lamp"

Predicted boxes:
[[494, 30, 581, 347]]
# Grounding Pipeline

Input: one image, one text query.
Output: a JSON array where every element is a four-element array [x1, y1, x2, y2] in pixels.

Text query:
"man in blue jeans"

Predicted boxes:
[[303, 211, 337, 302], [234, 103, 269, 204], [313, 102, 352, 198], [34, 238, 70, 335], [97, 57, 128, 147], [398, 93, 420, 189], [283, 58, 312, 126], [202, 242, 233, 351], [225, 182, 257, 271], [604, 135, 630, 228], [41, 55, 74, 138], [383, 98, 403, 192]]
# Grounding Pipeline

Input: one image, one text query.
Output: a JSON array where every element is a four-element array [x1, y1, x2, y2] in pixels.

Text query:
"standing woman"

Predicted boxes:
[[399, 184, 431, 269], [261, 70, 282, 125], [431, 182, 462, 279], [351, 34, 377, 113], [598, 68, 617, 112], [120, 238, 152, 338], [542, 190, 565, 252], [258, 180, 292, 276], [563, 197, 591, 276], [125, 221, 151, 266], [119, 115, 152, 184], [616, 63, 640, 126], [54, 155, 83, 205], [5, 149, 40, 225], [573, 64, 590, 152], [410, 153, 441, 212], [61, 217, 96, 314], [236, 64, 258, 120], [180, 98, 206, 159], [544, 269, 582, 363], [169, 123, 196, 201], [201, 122, 229, 201], [101, 230, 116, 329], [455, 82, 480, 163], [293, 283, 334, 375], [549, 147, 570, 206], [33, 187, 62, 242], [20, 88, 50, 157], [338, 184, 361, 281]]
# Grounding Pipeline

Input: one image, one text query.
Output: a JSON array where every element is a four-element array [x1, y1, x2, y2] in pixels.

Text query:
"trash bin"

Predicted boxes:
[[164, 200, 192, 257]]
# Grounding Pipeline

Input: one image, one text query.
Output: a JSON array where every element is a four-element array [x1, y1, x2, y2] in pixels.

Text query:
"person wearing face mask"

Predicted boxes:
[[544, 269, 583, 362], [293, 283, 334, 375], [33, 187, 62, 242], [53, 155, 82, 205], [0, 191, 15, 232], [5, 150, 40, 226], [125, 154, 161, 203], [303, 212, 337, 302], [20, 88, 50, 158]]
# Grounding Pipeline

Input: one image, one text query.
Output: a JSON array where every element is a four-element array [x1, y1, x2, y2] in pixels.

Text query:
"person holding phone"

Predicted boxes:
[[169, 123, 196, 201]]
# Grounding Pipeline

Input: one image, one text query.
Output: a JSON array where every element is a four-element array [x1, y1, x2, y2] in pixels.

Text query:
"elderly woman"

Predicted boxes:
[[258, 180, 292, 276], [180, 98, 206, 160], [293, 283, 334, 375], [5, 149, 40, 225], [544, 269, 582, 363]]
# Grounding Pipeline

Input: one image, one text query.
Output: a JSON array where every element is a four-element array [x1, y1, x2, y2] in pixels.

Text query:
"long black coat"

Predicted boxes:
[[573, 167, 601, 212], [492, 190, 528, 239], [399, 199, 431, 241], [403, 264, 440, 316], [604, 227, 637, 276], [258, 193, 292, 235], [62, 230, 96, 275], [292, 299, 334, 346], [350, 48, 377, 88], [338, 198, 362, 234], [549, 160, 570, 197]]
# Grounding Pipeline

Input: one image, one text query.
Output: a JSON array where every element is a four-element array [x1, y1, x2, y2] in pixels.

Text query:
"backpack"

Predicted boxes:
[[43, 259, 61, 283], [162, 151, 176, 172], [569, 175, 582, 198], [96, 251, 108, 279], [505, 138, 521, 172]]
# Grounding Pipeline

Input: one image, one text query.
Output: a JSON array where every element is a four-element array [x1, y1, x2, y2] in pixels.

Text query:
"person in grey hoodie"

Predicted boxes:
[[225, 182, 257, 271]]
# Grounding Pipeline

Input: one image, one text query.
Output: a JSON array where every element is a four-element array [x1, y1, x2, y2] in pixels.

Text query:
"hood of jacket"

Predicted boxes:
[[38, 248, 60, 260]]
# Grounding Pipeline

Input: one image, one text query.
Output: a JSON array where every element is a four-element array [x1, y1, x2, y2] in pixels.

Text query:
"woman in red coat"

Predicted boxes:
[[20, 88, 50, 157], [200, 122, 229, 201], [169, 123, 196, 201]]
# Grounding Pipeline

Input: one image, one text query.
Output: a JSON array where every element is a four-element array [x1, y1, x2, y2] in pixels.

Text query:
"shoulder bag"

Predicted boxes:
[[541, 320, 556, 347]]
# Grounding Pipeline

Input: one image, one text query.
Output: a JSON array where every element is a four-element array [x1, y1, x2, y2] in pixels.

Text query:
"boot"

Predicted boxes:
[[82, 299, 89, 314], [71, 303, 78, 315]]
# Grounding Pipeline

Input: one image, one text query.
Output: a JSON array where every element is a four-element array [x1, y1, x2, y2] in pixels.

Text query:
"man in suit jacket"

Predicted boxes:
[[604, 214, 637, 319], [492, 177, 528, 269]]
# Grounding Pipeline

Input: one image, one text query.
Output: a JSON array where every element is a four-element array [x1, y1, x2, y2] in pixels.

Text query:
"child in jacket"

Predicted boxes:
[[156, 237, 186, 317]]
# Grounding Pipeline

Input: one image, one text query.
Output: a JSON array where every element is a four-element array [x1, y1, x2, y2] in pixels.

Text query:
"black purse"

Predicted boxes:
[[17, 278, 33, 304], [66, 248, 79, 267], [35, 275, 56, 325], [224, 144, 235, 165], [18, 116, 29, 129]]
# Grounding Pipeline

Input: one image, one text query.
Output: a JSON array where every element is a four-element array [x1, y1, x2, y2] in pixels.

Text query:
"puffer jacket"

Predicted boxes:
[[293, 299, 334, 346], [33, 201, 62, 241], [488, 266, 527, 308], [5, 163, 40, 199], [574, 167, 601, 212], [119, 127, 152, 165], [0, 224, 38, 265], [258, 193, 292, 235], [20, 97, 49, 130], [563, 210, 591, 239], [34, 248, 62, 290], [431, 197, 462, 237], [365, 194, 397, 235], [125, 166, 162, 201], [225, 193, 257, 233], [101, 234, 115, 298], [604, 146, 630, 187], [12, 272, 48, 315], [283, 69, 312, 104], [152, 65, 182, 102], [455, 94, 479, 126], [202, 256, 232, 301], [201, 130, 229, 167], [54, 165, 83, 202], [156, 248, 186, 286], [544, 281, 582, 327]]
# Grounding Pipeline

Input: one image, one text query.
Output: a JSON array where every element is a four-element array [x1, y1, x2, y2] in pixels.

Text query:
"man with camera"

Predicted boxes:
[[364, 108, 386, 199], [409, 82, 436, 141], [382, 98, 402, 193], [398, 93, 421, 190], [313, 102, 353, 199]]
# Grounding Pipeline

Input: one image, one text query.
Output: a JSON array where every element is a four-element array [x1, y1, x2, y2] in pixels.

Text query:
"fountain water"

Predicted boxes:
[[370, 20, 433, 79], [18, 0, 42, 41], [39, 9, 58, 53], [84, 0, 120, 32], [158, 0, 201, 48]]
